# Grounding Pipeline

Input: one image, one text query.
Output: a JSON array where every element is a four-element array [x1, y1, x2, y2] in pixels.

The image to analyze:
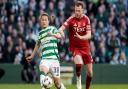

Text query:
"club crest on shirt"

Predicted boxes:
[[73, 23, 77, 27]]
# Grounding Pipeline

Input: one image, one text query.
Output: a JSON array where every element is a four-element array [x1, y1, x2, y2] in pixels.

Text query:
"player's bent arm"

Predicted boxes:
[[31, 43, 40, 58], [48, 32, 62, 39], [79, 31, 91, 40], [26, 43, 40, 62], [59, 25, 66, 39]]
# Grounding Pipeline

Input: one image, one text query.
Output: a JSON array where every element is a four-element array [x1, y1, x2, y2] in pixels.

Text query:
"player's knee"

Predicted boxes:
[[74, 55, 83, 64], [87, 70, 93, 77]]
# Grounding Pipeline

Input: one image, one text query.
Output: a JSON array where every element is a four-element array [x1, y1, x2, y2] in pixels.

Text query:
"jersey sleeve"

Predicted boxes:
[[85, 16, 91, 31], [51, 26, 60, 42], [63, 16, 73, 28], [52, 27, 59, 34]]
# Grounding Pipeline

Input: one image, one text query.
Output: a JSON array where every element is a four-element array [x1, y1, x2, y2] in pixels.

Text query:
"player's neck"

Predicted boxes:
[[76, 14, 83, 19], [42, 26, 48, 29]]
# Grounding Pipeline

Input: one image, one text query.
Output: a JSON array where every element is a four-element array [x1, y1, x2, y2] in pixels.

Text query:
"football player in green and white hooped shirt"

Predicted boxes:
[[26, 13, 66, 89]]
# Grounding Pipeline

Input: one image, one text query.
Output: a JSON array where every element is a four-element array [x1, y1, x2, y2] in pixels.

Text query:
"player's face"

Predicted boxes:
[[75, 5, 83, 18], [40, 16, 49, 28]]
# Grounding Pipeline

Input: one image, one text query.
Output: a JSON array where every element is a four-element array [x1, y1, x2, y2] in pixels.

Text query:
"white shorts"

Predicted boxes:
[[39, 59, 60, 78]]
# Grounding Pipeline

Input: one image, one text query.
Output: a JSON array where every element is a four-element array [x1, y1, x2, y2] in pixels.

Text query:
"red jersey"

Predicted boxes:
[[63, 15, 91, 51]]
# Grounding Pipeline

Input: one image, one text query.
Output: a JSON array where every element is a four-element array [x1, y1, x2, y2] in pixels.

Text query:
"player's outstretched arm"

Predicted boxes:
[[75, 31, 91, 40], [48, 32, 62, 39], [26, 43, 40, 62], [48, 25, 66, 39]]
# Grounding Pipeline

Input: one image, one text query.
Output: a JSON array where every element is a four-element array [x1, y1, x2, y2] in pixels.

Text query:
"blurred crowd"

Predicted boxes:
[[0, 0, 128, 65]]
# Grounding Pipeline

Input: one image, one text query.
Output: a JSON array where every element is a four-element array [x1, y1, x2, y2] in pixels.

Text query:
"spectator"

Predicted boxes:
[[107, 26, 120, 50], [58, 0, 65, 11], [14, 37, 24, 64], [115, 0, 126, 16], [25, 30, 36, 50], [96, 42, 107, 63], [4, 36, 14, 63], [12, 28, 18, 45], [56, 10, 65, 27], [96, 4, 108, 24], [96, 21, 108, 35], [118, 51, 127, 65], [18, 0, 28, 9], [120, 39, 128, 60], [0, 44, 4, 62], [28, 0, 37, 11], [39, 0, 46, 11], [0, 29, 5, 46], [118, 18, 127, 40], [110, 47, 120, 65], [46, 1, 56, 16]]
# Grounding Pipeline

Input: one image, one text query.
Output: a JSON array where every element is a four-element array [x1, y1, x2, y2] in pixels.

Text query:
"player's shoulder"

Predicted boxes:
[[38, 29, 43, 34], [83, 14, 89, 18], [83, 14, 90, 23], [47, 26, 58, 33], [83, 15, 90, 20], [38, 26, 56, 34], [67, 15, 75, 21]]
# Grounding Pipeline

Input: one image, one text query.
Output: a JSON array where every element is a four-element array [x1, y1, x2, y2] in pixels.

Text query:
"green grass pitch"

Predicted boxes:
[[0, 84, 128, 89]]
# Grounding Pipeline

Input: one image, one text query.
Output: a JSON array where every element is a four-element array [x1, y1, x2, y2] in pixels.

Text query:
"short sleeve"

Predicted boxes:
[[63, 16, 73, 28], [51, 26, 60, 42], [52, 27, 59, 34], [85, 16, 91, 31]]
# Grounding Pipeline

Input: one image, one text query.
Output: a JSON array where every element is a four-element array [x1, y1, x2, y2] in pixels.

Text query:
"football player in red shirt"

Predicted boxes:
[[48, 1, 93, 89]]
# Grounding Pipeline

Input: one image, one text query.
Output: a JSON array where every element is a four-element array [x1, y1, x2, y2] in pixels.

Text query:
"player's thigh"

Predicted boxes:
[[72, 49, 83, 64], [74, 55, 83, 64], [50, 60, 60, 78], [39, 60, 50, 74]]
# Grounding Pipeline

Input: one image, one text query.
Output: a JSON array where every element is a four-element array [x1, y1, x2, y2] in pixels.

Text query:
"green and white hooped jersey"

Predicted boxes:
[[37, 26, 59, 60]]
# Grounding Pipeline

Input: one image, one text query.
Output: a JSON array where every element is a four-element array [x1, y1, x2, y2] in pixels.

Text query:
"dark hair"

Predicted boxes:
[[40, 12, 50, 20], [75, 1, 85, 9]]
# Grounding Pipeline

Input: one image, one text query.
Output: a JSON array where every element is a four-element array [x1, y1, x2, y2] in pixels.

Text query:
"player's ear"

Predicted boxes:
[[47, 18, 50, 25], [82, 8, 84, 13]]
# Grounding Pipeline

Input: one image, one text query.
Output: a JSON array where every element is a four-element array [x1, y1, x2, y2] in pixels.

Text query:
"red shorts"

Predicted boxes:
[[70, 47, 93, 64]]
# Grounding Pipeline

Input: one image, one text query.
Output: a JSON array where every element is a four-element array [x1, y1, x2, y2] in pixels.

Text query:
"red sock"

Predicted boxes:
[[86, 75, 92, 89], [75, 64, 82, 77]]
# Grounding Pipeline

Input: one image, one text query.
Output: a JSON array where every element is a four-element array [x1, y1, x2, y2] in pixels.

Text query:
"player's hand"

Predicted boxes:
[[48, 32, 53, 36], [74, 32, 82, 40], [26, 55, 33, 62]]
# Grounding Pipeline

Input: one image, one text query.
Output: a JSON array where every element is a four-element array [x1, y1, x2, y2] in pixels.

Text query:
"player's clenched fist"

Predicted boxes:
[[26, 55, 33, 62]]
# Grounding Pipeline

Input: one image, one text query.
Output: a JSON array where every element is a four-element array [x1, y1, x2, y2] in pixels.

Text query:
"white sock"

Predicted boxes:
[[60, 83, 66, 89], [40, 74, 45, 87], [77, 76, 81, 89]]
